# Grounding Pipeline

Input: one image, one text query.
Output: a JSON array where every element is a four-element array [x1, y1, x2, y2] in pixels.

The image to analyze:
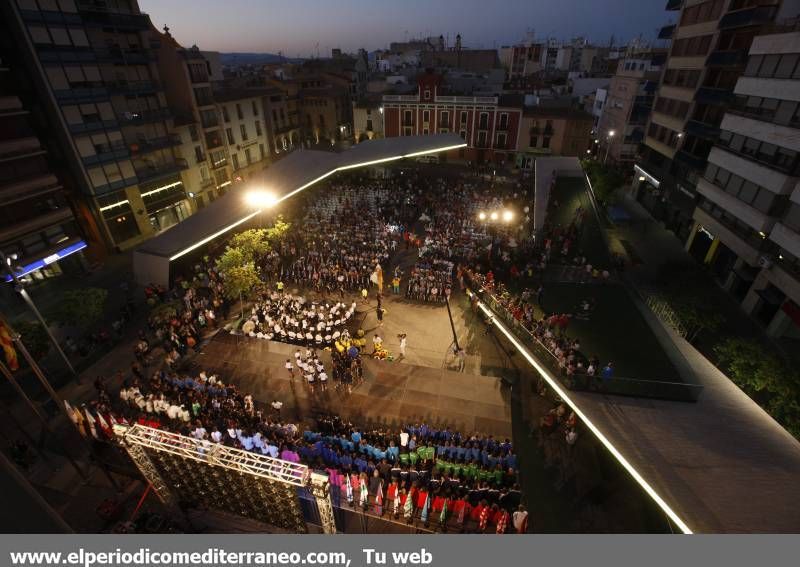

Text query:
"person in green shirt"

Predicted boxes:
[[423, 445, 435, 462]]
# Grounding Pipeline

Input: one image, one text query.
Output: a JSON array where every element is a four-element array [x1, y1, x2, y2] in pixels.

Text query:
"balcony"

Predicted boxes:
[[693, 203, 763, 266], [770, 222, 800, 260], [0, 174, 62, 206], [130, 134, 182, 155], [719, 6, 778, 30], [37, 48, 95, 65], [118, 108, 172, 125], [0, 136, 44, 162], [76, 7, 150, 30], [686, 119, 720, 141], [107, 80, 160, 95], [694, 87, 735, 105], [53, 85, 107, 103], [134, 158, 188, 184], [658, 24, 676, 40], [697, 177, 774, 234], [0, 207, 75, 244], [706, 49, 748, 68], [82, 145, 129, 166], [675, 149, 708, 170], [94, 46, 155, 64], [68, 118, 119, 134]]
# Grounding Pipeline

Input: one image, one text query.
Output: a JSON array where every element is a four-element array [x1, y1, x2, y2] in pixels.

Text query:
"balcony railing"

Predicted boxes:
[[134, 158, 188, 184], [694, 87, 734, 105], [107, 79, 160, 95], [675, 149, 708, 170], [76, 4, 150, 29], [686, 119, 720, 141], [706, 49, 747, 68], [94, 46, 155, 64], [658, 24, 676, 40], [465, 273, 703, 402], [130, 134, 182, 155], [82, 145, 129, 166], [118, 108, 172, 125], [719, 5, 778, 30]]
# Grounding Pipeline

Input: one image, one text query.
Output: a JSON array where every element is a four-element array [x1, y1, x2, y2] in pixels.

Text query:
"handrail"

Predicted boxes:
[[466, 273, 702, 402]]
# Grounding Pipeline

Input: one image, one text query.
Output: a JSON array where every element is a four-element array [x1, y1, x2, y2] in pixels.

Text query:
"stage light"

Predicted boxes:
[[245, 189, 278, 208], [479, 211, 487, 220], [490, 211, 499, 221], [502, 210, 513, 222]]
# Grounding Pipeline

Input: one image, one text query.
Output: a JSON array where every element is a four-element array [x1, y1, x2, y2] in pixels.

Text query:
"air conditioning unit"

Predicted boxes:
[[758, 255, 773, 269]]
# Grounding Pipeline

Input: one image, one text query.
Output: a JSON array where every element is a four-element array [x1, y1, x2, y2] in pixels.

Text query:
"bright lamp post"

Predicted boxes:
[[0, 251, 76, 377], [604, 130, 616, 165]]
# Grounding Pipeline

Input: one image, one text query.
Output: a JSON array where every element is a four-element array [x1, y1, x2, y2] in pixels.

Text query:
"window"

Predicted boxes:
[[403, 126, 412, 136], [366, 119, 373, 131], [497, 132, 507, 148], [423, 110, 430, 123], [222, 106, 230, 122], [240, 124, 248, 141], [543, 137, 551, 149], [252, 100, 259, 116], [460, 111, 468, 125], [460, 129, 467, 140], [441, 111, 449, 126], [423, 127, 429, 135], [194, 146, 204, 163], [424, 89, 431, 100], [530, 136, 538, 148], [226, 128, 234, 145], [259, 143, 266, 160], [255, 120, 262, 136], [671, 35, 712, 57], [236, 103, 243, 120], [245, 148, 252, 165], [403, 110, 412, 125], [499, 112, 508, 129], [231, 153, 240, 170], [479, 112, 488, 129], [189, 125, 199, 142]]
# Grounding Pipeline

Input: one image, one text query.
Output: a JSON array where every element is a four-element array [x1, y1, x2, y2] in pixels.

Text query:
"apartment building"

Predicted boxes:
[[262, 88, 300, 155], [382, 71, 523, 164], [0, 28, 86, 284], [3, 0, 188, 251], [598, 50, 665, 165], [214, 89, 271, 183], [516, 106, 594, 169], [352, 95, 385, 142], [635, 0, 793, 242], [686, 30, 800, 340]]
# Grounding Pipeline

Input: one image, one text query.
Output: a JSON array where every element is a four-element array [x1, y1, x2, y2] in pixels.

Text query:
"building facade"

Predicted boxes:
[[3, 0, 191, 252], [382, 72, 522, 164], [0, 21, 86, 284], [635, 0, 795, 241], [516, 107, 594, 169], [352, 96, 385, 142], [214, 90, 271, 184], [598, 51, 664, 165], [685, 30, 800, 341]]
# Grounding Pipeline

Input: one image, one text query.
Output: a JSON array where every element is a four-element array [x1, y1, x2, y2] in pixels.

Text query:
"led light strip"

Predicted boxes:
[[168, 142, 467, 261], [99, 199, 130, 212], [140, 180, 183, 198], [466, 288, 694, 535]]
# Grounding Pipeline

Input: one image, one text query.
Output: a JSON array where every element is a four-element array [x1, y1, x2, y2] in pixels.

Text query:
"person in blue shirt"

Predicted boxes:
[[340, 453, 353, 470], [351, 430, 362, 444], [505, 450, 517, 471], [354, 456, 368, 473], [602, 362, 614, 380]]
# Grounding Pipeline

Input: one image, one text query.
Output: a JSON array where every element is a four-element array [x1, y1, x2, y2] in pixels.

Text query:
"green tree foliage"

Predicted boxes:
[[266, 216, 291, 243], [13, 320, 50, 359], [714, 337, 800, 438], [584, 160, 625, 203], [219, 261, 261, 300], [50, 288, 108, 329], [228, 229, 272, 261]]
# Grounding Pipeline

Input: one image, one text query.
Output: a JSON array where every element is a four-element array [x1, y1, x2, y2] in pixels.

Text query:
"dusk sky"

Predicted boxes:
[[139, 0, 672, 57]]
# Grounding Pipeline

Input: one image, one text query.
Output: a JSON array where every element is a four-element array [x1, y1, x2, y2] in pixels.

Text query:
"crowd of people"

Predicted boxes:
[[243, 292, 356, 347]]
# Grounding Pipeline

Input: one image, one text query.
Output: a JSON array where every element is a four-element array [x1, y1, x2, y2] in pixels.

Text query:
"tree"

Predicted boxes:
[[12, 320, 50, 359], [219, 261, 261, 301], [228, 229, 271, 260], [50, 288, 108, 329], [265, 216, 291, 243], [714, 337, 800, 438], [215, 246, 248, 277]]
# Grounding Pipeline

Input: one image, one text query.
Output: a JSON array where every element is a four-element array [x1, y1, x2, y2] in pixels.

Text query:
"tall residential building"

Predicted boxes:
[[598, 50, 665, 165], [0, 22, 86, 285], [685, 30, 800, 341], [634, 0, 795, 241], [213, 89, 271, 182], [3, 0, 188, 251]]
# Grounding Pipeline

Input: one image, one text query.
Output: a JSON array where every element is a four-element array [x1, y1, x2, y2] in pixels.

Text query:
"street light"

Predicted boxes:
[[490, 211, 499, 221], [478, 211, 487, 220], [0, 251, 76, 377], [502, 210, 513, 223], [604, 130, 616, 165]]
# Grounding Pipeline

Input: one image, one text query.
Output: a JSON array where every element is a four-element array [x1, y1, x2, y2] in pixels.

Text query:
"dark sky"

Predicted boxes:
[[139, 0, 673, 56]]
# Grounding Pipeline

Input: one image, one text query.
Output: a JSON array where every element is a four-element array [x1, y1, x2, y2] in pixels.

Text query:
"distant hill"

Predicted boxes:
[[220, 52, 304, 66]]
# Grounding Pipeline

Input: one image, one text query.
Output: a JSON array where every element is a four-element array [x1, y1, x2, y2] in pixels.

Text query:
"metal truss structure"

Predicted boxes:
[[118, 424, 334, 533]]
